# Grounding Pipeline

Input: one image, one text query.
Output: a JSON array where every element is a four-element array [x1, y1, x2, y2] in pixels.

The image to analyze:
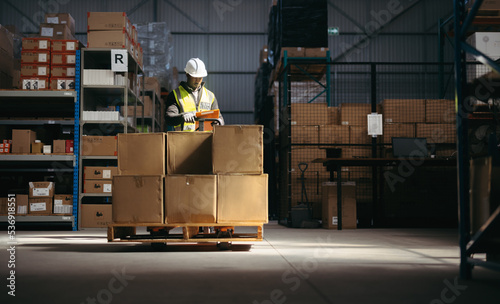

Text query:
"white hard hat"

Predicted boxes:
[[184, 58, 207, 78]]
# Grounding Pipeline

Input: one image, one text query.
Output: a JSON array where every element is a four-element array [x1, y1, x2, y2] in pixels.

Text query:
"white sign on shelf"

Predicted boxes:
[[367, 113, 383, 136], [111, 49, 128, 72]]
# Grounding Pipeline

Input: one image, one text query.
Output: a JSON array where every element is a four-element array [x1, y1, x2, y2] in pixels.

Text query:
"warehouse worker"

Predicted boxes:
[[165, 58, 224, 131]]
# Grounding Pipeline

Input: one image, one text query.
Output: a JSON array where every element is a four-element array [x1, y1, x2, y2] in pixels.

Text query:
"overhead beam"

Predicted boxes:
[[163, 0, 208, 32]]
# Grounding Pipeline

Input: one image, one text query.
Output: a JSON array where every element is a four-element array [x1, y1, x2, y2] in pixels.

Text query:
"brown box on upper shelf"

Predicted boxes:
[[12, 129, 36, 153], [45, 13, 76, 35], [39, 23, 74, 40], [81, 136, 117, 156], [29, 181, 54, 198]]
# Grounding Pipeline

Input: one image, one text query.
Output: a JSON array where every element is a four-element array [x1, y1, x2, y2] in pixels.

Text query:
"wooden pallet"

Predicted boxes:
[[107, 222, 264, 243]]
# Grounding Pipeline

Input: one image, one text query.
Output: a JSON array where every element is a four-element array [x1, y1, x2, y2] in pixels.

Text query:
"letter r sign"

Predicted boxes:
[[111, 49, 128, 72]]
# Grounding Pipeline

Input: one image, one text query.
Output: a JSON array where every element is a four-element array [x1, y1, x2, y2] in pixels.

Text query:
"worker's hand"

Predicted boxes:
[[182, 111, 196, 123]]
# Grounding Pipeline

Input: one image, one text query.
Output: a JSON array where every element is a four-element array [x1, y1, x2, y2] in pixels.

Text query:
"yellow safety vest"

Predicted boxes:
[[173, 85, 215, 131]]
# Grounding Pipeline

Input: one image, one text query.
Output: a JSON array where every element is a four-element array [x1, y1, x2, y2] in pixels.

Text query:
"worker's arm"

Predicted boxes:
[[165, 93, 185, 126], [211, 96, 225, 125]]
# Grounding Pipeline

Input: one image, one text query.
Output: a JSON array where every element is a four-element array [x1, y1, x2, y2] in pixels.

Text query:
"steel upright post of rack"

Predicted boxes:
[[73, 50, 81, 231]]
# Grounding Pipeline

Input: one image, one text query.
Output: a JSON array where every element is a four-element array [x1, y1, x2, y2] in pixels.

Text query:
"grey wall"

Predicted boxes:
[[0, 0, 454, 124]]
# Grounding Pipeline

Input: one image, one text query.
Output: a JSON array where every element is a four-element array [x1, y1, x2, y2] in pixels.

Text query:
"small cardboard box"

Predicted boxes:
[[51, 40, 80, 53], [212, 125, 263, 174], [45, 13, 75, 35], [21, 77, 49, 90], [87, 12, 130, 32], [31, 141, 43, 153], [12, 129, 36, 153], [53, 140, 66, 153], [51, 66, 76, 77], [217, 174, 269, 223], [165, 175, 216, 224], [39, 23, 73, 40], [84, 166, 118, 180], [50, 77, 75, 90], [51, 53, 76, 65], [87, 30, 129, 49], [322, 182, 357, 229], [426, 99, 456, 123], [21, 64, 50, 77], [167, 132, 212, 175], [83, 180, 112, 194], [291, 103, 328, 126], [382, 99, 426, 123], [29, 181, 54, 198], [21, 51, 50, 64], [80, 204, 112, 228], [81, 136, 117, 156], [53, 194, 73, 214], [113, 175, 164, 224], [16, 194, 29, 215], [22, 37, 51, 51], [340, 103, 372, 126], [29, 198, 53, 215], [118, 133, 166, 175]]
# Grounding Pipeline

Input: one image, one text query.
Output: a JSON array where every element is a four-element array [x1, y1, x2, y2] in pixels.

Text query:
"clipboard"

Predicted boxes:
[[195, 109, 220, 131]]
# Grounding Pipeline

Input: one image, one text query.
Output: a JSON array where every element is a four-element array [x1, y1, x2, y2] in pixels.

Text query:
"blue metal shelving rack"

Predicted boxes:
[[72, 50, 81, 231], [454, 0, 500, 279]]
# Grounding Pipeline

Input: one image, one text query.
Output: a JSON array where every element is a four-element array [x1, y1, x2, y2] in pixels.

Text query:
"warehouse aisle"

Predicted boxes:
[[1, 222, 499, 304]]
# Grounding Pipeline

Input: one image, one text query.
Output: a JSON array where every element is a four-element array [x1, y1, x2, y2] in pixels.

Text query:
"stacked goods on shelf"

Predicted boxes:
[[50, 39, 81, 90], [112, 126, 268, 227], [40, 13, 75, 40], [28, 181, 54, 215], [83, 166, 117, 196], [136, 22, 173, 90], [52, 139, 74, 154], [52, 194, 73, 215], [21, 37, 51, 90], [10, 129, 73, 155], [0, 140, 12, 154], [0, 25, 15, 89]]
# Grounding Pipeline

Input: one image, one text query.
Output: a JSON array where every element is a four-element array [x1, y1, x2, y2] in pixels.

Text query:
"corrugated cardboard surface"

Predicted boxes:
[[28, 198, 53, 215], [87, 12, 129, 31], [16, 194, 29, 215], [416, 123, 456, 144], [382, 123, 415, 144], [425, 99, 456, 123], [382, 99, 425, 123], [87, 30, 128, 48], [340, 103, 371, 126], [291, 125, 319, 145], [113, 175, 164, 224], [349, 126, 371, 145], [212, 125, 263, 174], [322, 182, 357, 229], [0, 198, 8, 215], [12, 129, 36, 153], [83, 180, 112, 194], [167, 132, 212, 174], [217, 174, 268, 223], [81, 204, 112, 228], [165, 175, 216, 224], [327, 106, 339, 125], [29, 181, 54, 198], [84, 166, 118, 179], [81, 136, 117, 156], [53, 194, 73, 214], [291, 103, 328, 126], [319, 125, 349, 148], [118, 133, 166, 175], [53, 139, 66, 153]]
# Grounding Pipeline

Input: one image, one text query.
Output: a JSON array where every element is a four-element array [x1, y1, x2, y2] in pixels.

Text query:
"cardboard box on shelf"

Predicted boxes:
[[217, 174, 268, 223], [52, 194, 73, 214], [113, 175, 164, 224], [319, 125, 349, 148], [327, 106, 339, 125], [81, 136, 117, 156], [349, 126, 371, 145], [426, 99, 456, 123], [12, 129, 36, 153], [66, 140, 74, 153], [83, 180, 113, 194], [21, 77, 49, 90], [80, 204, 112, 228], [291, 103, 328, 126], [382, 123, 415, 144], [305, 47, 328, 57], [29, 181, 54, 198], [212, 125, 263, 174], [340, 103, 372, 126], [51, 66, 76, 77], [322, 181, 357, 229], [21, 51, 50, 64], [167, 132, 212, 175], [164, 175, 216, 224], [22, 37, 51, 51], [43, 145, 51, 154], [416, 123, 456, 144], [51, 53, 76, 65], [21, 64, 50, 77], [39, 23, 73, 40], [84, 166, 118, 180], [291, 125, 319, 145], [53, 140, 67, 153], [45, 13, 75, 35], [50, 77, 75, 90], [87, 12, 130, 32], [16, 194, 29, 215], [0, 197, 10, 215], [87, 30, 129, 49], [118, 133, 166, 175], [31, 141, 43, 153], [381, 99, 425, 123], [28, 198, 53, 215], [145, 77, 161, 98]]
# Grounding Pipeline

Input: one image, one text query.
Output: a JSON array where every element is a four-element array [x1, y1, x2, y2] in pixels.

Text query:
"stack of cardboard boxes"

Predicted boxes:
[[103, 126, 268, 229], [8, 129, 73, 154], [0, 190, 73, 217]]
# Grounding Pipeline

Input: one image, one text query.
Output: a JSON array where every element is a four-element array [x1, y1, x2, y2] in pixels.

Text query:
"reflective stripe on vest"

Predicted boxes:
[[173, 86, 215, 131]]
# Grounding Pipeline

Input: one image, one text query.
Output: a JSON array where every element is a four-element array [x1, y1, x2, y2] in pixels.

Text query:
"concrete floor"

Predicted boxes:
[[1, 222, 499, 304]]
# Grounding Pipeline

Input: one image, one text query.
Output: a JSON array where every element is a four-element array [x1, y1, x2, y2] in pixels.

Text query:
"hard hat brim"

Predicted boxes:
[[185, 69, 207, 78]]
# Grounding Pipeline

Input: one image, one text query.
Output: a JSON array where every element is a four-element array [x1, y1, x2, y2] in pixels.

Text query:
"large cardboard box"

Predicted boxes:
[[87, 12, 130, 32], [212, 125, 263, 174], [327, 106, 339, 125], [53, 194, 73, 214], [291, 103, 328, 126], [80, 204, 112, 228], [84, 166, 118, 180], [12, 129, 36, 153], [416, 123, 456, 144], [83, 180, 112, 194], [21, 64, 50, 77], [217, 174, 268, 223], [39, 23, 73, 40], [29, 181, 54, 198], [350, 126, 371, 145], [118, 133, 166, 175], [291, 125, 319, 145], [81, 136, 117, 156], [382, 123, 415, 144], [28, 198, 53, 215], [164, 175, 216, 224], [87, 30, 129, 49], [167, 132, 212, 174], [22, 37, 51, 51], [319, 125, 349, 148], [382, 99, 425, 123], [322, 182, 357, 229], [21, 51, 50, 64], [340, 103, 372, 126], [426, 99, 456, 123], [113, 175, 164, 224], [45, 13, 76, 35], [16, 195, 29, 215]]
